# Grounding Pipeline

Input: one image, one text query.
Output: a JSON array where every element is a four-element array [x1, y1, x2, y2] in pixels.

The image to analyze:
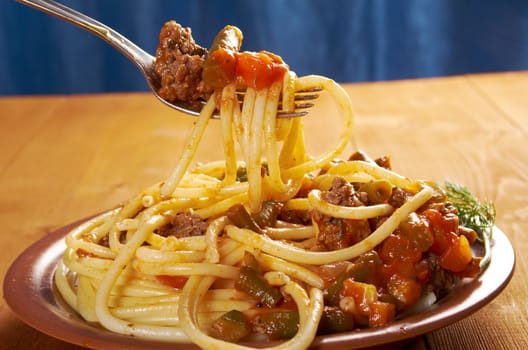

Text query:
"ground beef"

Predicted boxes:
[[314, 177, 371, 250], [155, 212, 208, 238], [313, 212, 372, 250], [424, 253, 461, 298], [374, 155, 392, 169], [426, 201, 458, 216], [278, 209, 313, 226], [388, 187, 412, 208], [154, 21, 213, 102], [322, 177, 367, 207]]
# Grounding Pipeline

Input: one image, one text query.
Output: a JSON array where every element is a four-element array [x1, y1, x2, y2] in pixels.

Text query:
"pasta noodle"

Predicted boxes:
[[54, 22, 483, 349]]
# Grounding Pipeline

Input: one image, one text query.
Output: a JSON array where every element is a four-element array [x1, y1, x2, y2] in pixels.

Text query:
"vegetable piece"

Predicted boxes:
[[347, 252, 382, 284], [227, 204, 263, 233], [325, 273, 348, 307], [253, 310, 299, 340], [360, 179, 393, 204], [342, 279, 378, 316], [439, 234, 472, 272], [202, 25, 243, 88], [379, 233, 422, 265], [252, 200, 284, 228], [368, 301, 395, 327], [242, 250, 262, 272], [209, 309, 250, 342], [318, 306, 355, 334], [386, 274, 421, 307], [422, 208, 459, 255], [235, 254, 282, 307]]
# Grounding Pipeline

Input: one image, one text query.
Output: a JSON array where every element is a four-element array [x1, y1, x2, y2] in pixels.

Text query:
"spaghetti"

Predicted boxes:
[[54, 22, 483, 349]]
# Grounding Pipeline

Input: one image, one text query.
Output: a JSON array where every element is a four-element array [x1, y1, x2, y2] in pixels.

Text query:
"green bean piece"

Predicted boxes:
[[202, 25, 243, 88], [208, 25, 243, 54]]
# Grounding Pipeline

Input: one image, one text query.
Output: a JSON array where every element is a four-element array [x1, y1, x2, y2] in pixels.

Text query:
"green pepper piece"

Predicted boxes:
[[227, 204, 263, 233], [255, 310, 299, 340], [348, 251, 382, 284], [318, 306, 355, 335], [252, 200, 284, 228], [242, 250, 261, 273], [209, 309, 250, 342], [325, 272, 348, 307], [236, 266, 282, 307]]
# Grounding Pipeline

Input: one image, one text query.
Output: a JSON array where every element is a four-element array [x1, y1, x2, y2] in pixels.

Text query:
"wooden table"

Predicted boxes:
[[1, 72, 526, 349]]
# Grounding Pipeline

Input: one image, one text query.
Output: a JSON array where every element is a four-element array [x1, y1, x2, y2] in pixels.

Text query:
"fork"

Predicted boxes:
[[17, 0, 318, 118]]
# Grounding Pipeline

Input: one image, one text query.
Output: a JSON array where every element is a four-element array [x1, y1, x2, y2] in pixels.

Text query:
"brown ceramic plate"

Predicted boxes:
[[3, 218, 515, 350]]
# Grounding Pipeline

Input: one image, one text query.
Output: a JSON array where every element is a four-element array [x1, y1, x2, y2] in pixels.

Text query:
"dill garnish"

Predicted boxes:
[[444, 181, 495, 269], [444, 181, 496, 239]]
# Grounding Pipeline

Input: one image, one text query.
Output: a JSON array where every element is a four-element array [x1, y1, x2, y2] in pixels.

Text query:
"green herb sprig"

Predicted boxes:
[[444, 181, 495, 269]]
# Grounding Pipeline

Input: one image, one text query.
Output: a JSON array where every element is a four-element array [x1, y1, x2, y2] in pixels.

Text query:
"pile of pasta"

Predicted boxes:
[[55, 25, 481, 350]]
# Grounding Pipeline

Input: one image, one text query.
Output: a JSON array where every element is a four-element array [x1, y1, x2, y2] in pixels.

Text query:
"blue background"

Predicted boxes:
[[1, 0, 528, 95]]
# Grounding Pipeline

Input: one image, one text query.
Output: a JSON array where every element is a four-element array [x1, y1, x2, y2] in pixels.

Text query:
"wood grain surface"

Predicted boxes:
[[1, 72, 526, 349]]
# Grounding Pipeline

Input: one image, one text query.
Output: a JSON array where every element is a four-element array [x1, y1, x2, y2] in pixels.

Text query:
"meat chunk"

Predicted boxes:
[[154, 21, 213, 102], [424, 253, 461, 298], [388, 187, 412, 208], [155, 212, 208, 238], [322, 177, 367, 206], [314, 177, 371, 250], [313, 212, 371, 250]]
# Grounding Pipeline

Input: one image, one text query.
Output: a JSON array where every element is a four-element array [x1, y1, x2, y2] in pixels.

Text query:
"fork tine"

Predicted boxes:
[[236, 88, 321, 102], [277, 110, 308, 118], [208, 88, 320, 119], [277, 102, 314, 110], [291, 93, 319, 101]]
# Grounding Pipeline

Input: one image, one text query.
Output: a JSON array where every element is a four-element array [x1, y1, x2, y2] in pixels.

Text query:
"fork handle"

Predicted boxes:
[[16, 0, 154, 72]]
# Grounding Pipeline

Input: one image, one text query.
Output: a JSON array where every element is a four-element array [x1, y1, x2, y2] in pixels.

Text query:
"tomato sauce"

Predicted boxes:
[[203, 48, 288, 91], [235, 51, 288, 90]]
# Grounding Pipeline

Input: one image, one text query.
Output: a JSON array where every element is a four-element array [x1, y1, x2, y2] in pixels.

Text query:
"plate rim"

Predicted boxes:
[[3, 218, 516, 350]]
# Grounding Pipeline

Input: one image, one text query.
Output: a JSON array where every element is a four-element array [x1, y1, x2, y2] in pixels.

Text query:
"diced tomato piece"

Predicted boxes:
[[368, 301, 396, 327], [423, 209, 460, 255], [430, 229, 458, 255], [386, 274, 421, 307], [439, 235, 473, 272], [379, 234, 422, 265], [379, 260, 417, 287], [342, 279, 378, 316]]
